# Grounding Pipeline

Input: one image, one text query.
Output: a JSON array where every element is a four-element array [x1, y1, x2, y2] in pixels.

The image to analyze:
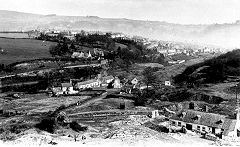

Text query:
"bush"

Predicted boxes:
[[56, 104, 66, 111], [0, 131, 16, 141], [35, 117, 56, 133], [69, 121, 87, 132], [0, 128, 4, 134]]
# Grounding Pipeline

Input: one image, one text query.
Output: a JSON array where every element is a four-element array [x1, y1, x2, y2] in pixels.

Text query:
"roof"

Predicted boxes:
[[61, 83, 73, 87], [102, 75, 114, 81], [222, 119, 237, 136], [170, 110, 236, 132], [77, 79, 99, 85]]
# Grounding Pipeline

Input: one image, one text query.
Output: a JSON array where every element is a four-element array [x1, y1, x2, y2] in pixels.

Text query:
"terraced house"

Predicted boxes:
[[75, 79, 100, 90], [170, 109, 240, 139]]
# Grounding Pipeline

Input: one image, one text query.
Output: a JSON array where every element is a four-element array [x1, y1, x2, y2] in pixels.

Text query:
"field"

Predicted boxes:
[[0, 33, 29, 39], [0, 93, 90, 114], [0, 38, 56, 65]]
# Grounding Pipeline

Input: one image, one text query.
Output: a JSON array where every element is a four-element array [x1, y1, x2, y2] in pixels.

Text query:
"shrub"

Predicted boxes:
[[35, 117, 56, 133], [69, 121, 87, 132]]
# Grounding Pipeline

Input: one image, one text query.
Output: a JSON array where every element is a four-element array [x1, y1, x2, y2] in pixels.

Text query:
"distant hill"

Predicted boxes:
[[1, 10, 240, 48], [174, 49, 240, 85]]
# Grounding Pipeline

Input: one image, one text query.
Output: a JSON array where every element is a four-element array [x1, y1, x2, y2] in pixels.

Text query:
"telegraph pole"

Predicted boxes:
[[236, 83, 239, 120]]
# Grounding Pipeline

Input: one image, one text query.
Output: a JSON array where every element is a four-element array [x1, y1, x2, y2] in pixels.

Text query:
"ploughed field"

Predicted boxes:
[[0, 38, 56, 65]]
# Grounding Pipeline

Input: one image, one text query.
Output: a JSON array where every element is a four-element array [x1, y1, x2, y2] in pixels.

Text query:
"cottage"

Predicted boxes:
[[64, 35, 75, 40], [46, 33, 59, 37], [165, 81, 171, 86], [102, 75, 114, 84], [76, 79, 100, 90], [71, 52, 85, 58], [169, 109, 240, 138], [131, 78, 139, 85], [61, 83, 73, 92], [139, 85, 153, 90], [99, 75, 114, 87], [158, 49, 168, 55], [100, 59, 108, 65], [87, 51, 92, 58], [112, 77, 122, 88]]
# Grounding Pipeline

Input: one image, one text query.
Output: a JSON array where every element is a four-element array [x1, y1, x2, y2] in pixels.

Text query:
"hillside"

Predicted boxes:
[[174, 49, 240, 86], [1, 10, 240, 48]]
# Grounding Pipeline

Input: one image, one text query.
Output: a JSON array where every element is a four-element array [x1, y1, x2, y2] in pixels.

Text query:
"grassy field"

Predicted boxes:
[[0, 93, 89, 114], [0, 38, 56, 65], [0, 33, 29, 38]]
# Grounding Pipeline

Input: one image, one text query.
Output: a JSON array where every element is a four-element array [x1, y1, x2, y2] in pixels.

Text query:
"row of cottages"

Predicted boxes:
[[71, 51, 93, 59], [75, 79, 100, 89], [74, 76, 122, 90], [71, 49, 105, 59], [169, 109, 240, 139]]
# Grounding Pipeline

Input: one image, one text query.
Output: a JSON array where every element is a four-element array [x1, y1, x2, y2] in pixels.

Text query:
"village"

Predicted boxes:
[[0, 28, 239, 146], [0, 15, 239, 147]]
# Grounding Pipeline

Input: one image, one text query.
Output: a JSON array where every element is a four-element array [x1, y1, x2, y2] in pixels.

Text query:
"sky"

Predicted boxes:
[[0, 0, 240, 24]]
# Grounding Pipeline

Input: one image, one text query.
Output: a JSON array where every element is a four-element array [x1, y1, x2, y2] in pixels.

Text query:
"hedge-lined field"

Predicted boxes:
[[0, 38, 56, 65]]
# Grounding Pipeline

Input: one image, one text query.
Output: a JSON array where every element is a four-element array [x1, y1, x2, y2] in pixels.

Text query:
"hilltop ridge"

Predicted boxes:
[[0, 10, 240, 49]]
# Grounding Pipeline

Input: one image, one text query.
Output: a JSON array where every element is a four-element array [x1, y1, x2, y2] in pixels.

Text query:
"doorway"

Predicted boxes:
[[212, 127, 215, 134], [186, 124, 192, 130]]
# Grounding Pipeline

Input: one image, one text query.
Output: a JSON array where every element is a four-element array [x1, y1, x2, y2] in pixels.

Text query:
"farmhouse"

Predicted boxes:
[[76, 79, 100, 90], [169, 109, 240, 139]]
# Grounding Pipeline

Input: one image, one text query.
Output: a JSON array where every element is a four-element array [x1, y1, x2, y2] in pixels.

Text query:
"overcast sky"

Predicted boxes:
[[1, 0, 240, 24]]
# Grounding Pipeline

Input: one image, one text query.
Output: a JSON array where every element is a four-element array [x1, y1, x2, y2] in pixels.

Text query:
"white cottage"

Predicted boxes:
[[61, 83, 73, 92], [112, 77, 122, 88], [170, 109, 240, 139], [76, 79, 100, 90]]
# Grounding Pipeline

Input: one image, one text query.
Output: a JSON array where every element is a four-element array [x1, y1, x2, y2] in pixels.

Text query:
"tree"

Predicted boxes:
[[49, 45, 59, 57], [142, 67, 157, 92], [69, 43, 76, 53], [0, 64, 4, 71], [49, 42, 69, 57]]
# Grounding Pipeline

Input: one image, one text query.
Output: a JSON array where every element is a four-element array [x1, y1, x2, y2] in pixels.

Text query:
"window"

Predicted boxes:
[[172, 121, 176, 126], [202, 127, 206, 132], [197, 126, 200, 131], [178, 122, 181, 126]]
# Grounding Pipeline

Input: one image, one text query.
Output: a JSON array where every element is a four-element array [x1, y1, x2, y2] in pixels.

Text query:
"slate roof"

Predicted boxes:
[[77, 79, 99, 85], [61, 83, 73, 87], [102, 76, 114, 81], [170, 110, 236, 135], [222, 119, 237, 136]]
